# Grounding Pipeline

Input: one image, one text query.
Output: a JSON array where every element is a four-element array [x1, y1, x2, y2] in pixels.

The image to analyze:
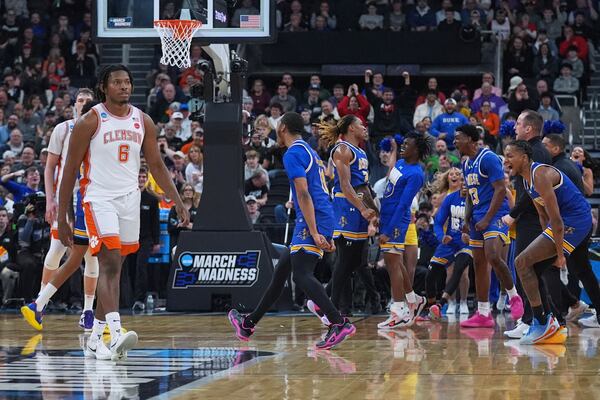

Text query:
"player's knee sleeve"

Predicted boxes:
[[44, 238, 67, 270], [83, 249, 99, 278]]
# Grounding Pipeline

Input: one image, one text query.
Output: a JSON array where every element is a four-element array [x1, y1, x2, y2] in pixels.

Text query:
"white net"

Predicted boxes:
[[154, 20, 202, 69]]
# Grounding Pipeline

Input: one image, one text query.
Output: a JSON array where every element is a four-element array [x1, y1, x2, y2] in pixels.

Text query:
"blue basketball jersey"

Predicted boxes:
[[525, 162, 591, 220], [330, 141, 369, 194], [380, 159, 425, 240], [463, 147, 509, 221], [434, 190, 467, 248], [283, 139, 334, 234]]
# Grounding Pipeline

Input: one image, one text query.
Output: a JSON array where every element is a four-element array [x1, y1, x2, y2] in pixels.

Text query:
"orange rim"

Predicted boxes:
[[154, 19, 202, 40]]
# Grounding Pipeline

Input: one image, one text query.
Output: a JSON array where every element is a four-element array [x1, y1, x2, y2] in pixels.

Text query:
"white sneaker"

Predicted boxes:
[[459, 302, 469, 315], [378, 303, 410, 329], [566, 301, 589, 322], [109, 331, 138, 361], [447, 300, 457, 315], [306, 300, 330, 326], [496, 293, 507, 312], [86, 338, 112, 360], [504, 319, 529, 339], [579, 314, 600, 328]]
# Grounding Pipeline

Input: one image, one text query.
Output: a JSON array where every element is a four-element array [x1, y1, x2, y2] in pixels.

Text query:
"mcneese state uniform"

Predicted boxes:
[[463, 147, 510, 248], [330, 141, 369, 241], [525, 162, 592, 255], [380, 160, 425, 253], [284, 139, 335, 258], [47, 119, 88, 244], [431, 190, 472, 267], [81, 103, 144, 256]]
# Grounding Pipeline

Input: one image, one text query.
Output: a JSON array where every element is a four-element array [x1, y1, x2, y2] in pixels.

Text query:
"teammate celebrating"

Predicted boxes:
[[315, 115, 377, 315], [504, 140, 591, 344], [428, 172, 473, 319], [57, 65, 189, 360], [454, 124, 524, 328], [378, 133, 430, 329], [228, 112, 355, 350], [21, 89, 99, 332]]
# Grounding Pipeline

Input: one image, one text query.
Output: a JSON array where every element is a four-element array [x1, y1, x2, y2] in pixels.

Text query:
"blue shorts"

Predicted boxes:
[[430, 243, 473, 267], [332, 194, 368, 241], [542, 214, 592, 255], [469, 214, 510, 248], [73, 191, 88, 245], [290, 218, 334, 259]]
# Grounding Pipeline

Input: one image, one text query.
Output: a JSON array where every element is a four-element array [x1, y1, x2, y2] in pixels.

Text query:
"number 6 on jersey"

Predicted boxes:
[[118, 144, 130, 163]]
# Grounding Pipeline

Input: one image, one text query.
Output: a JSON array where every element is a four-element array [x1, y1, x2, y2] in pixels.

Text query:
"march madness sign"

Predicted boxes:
[[173, 251, 261, 288]]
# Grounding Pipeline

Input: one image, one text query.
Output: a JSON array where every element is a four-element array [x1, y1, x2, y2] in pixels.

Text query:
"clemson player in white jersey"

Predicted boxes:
[[21, 89, 100, 332], [58, 65, 189, 360]]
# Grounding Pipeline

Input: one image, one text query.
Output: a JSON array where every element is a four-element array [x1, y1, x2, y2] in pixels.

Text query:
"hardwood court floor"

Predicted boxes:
[[1, 312, 600, 399]]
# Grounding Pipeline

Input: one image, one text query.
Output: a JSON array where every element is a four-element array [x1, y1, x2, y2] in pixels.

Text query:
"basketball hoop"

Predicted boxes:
[[154, 19, 202, 69]]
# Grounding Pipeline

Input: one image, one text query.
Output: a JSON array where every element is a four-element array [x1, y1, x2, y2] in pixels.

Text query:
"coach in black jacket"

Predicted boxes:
[[542, 134, 600, 324]]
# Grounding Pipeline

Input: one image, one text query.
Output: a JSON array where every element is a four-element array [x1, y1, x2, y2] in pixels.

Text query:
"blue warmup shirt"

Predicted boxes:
[[380, 159, 425, 241]]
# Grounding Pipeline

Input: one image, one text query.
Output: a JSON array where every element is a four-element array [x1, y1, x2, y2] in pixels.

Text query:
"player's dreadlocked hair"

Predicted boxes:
[[95, 64, 134, 102], [405, 131, 432, 161], [317, 115, 359, 146], [508, 140, 533, 160]]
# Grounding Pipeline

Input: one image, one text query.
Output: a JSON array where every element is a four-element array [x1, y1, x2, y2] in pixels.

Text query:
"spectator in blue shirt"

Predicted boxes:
[[0, 114, 19, 145], [538, 92, 560, 121], [430, 99, 468, 150], [407, 0, 436, 31], [0, 166, 40, 203]]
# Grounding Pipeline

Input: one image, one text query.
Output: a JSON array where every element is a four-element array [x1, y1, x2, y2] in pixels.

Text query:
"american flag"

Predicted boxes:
[[240, 15, 261, 28]]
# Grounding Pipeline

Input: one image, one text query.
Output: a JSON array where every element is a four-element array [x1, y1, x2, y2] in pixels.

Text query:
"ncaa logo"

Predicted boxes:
[[180, 253, 193, 268]]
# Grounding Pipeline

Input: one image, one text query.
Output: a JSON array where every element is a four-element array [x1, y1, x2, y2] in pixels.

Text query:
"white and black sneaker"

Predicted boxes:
[[109, 331, 138, 361]]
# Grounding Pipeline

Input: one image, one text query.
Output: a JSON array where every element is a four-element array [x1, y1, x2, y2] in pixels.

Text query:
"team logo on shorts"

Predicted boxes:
[[297, 228, 310, 240], [339, 216, 348, 228], [89, 235, 99, 248], [173, 251, 261, 288], [393, 228, 400, 239], [565, 226, 575, 234]]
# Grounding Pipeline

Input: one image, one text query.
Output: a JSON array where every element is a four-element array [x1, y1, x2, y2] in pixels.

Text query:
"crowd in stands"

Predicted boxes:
[[0, 0, 599, 312]]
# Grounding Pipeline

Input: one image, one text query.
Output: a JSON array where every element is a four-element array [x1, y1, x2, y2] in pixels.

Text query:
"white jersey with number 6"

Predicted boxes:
[[81, 103, 145, 202]]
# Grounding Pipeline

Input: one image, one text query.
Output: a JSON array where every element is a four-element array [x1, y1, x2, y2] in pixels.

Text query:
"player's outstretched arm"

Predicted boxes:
[[57, 110, 96, 247], [142, 113, 190, 227]]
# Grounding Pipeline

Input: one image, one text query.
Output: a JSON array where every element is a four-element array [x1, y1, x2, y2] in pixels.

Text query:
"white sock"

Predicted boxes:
[[460, 300, 468, 306], [506, 286, 518, 299], [90, 319, 106, 343], [406, 291, 416, 304], [478, 301, 490, 317], [38, 283, 46, 296], [106, 312, 122, 346], [36, 283, 57, 311], [84, 295, 95, 311]]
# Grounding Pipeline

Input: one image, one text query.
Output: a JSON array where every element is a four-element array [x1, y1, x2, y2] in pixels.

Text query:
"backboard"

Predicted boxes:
[[93, 0, 276, 44]]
